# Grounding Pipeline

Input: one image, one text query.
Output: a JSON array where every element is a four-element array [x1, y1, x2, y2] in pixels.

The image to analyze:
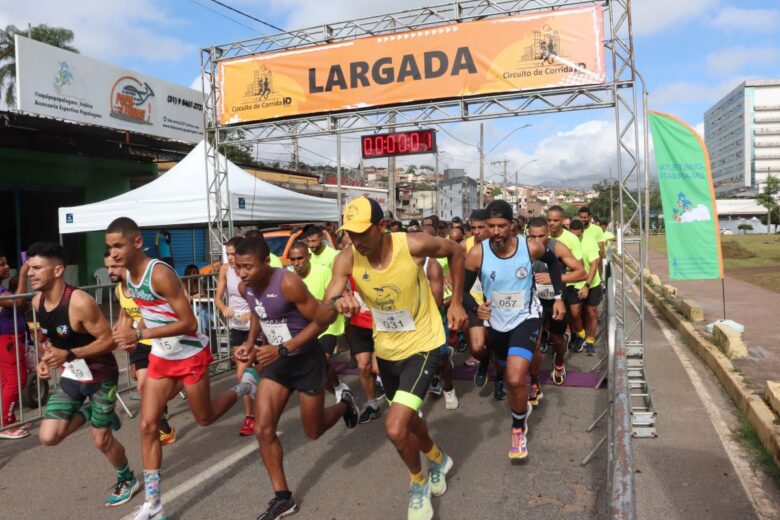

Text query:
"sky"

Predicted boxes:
[[1, 0, 778, 189]]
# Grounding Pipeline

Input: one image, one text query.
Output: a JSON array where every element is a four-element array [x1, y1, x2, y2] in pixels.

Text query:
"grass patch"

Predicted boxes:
[[734, 413, 780, 486], [729, 271, 780, 294], [721, 241, 755, 260]]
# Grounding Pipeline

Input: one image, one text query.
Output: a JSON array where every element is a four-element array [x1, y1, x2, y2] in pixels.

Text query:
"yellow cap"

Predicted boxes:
[[339, 196, 383, 234]]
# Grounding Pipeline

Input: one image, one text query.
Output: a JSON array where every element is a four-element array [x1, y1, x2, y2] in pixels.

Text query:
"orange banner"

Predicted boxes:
[[218, 5, 605, 124]]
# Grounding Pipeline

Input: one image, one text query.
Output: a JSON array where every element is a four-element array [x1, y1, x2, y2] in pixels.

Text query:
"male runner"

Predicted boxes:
[[233, 237, 358, 520], [104, 253, 177, 445], [569, 219, 603, 356], [288, 241, 350, 399], [304, 225, 338, 270], [106, 218, 259, 520], [526, 218, 586, 389], [547, 206, 588, 352], [322, 196, 467, 520], [29, 242, 139, 507], [464, 201, 565, 463], [578, 206, 605, 258], [214, 236, 257, 436]]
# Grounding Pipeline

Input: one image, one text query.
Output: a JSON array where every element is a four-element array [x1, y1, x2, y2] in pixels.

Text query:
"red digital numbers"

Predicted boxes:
[[361, 130, 436, 158]]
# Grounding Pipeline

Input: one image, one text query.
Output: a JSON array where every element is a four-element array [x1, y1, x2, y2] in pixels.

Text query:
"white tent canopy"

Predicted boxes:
[[58, 141, 338, 234]]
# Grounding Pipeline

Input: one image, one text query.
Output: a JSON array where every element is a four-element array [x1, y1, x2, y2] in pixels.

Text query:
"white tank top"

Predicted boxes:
[[226, 267, 250, 331]]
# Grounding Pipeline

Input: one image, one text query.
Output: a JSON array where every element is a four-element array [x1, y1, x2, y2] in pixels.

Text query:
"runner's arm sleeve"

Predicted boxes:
[[462, 269, 479, 313], [539, 249, 564, 297]]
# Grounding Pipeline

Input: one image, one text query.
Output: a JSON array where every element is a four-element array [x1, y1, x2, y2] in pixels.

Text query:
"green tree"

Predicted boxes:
[[0, 24, 78, 106], [737, 223, 753, 234], [756, 174, 780, 232]]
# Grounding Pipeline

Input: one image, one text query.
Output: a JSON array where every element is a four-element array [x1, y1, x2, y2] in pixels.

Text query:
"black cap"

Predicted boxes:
[[486, 200, 513, 221], [452, 216, 462, 223]]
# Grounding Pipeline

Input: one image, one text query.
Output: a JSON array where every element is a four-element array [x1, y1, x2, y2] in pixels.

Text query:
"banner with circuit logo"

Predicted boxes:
[[15, 36, 203, 143], [218, 5, 605, 124]]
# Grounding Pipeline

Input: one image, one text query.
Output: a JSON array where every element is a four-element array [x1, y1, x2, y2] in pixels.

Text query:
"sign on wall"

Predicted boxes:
[[15, 36, 204, 143], [218, 5, 605, 124]]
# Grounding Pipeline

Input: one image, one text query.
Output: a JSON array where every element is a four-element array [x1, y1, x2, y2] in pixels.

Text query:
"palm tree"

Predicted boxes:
[[0, 24, 78, 106]]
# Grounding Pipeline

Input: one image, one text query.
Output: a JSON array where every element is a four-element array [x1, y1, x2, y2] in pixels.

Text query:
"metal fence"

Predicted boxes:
[[0, 273, 230, 432]]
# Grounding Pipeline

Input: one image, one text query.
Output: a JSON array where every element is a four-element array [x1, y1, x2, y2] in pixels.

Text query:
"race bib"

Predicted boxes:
[[229, 311, 250, 331], [61, 359, 93, 382], [373, 310, 416, 333], [260, 321, 293, 345], [154, 337, 184, 355], [491, 291, 525, 310], [537, 284, 555, 300], [472, 277, 484, 295]]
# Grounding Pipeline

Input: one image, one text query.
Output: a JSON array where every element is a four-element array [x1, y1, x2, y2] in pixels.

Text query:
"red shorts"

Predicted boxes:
[[147, 349, 213, 386]]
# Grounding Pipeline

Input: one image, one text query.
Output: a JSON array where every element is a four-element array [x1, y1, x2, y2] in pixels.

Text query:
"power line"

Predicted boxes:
[[186, 0, 263, 34], [207, 0, 285, 33]]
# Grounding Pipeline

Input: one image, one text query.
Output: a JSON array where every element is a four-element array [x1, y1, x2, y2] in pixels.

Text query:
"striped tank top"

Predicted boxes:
[[480, 235, 541, 332], [127, 259, 208, 360]]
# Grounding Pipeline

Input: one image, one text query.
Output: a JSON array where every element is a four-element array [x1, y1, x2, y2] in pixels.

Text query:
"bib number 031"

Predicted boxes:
[[373, 310, 416, 333]]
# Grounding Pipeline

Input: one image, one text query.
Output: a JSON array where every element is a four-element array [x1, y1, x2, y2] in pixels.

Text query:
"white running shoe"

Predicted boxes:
[[443, 389, 459, 410], [241, 368, 260, 399], [133, 501, 168, 520], [334, 382, 350, 403]]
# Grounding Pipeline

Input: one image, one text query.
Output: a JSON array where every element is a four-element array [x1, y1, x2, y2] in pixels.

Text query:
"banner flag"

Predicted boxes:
[[647, 111, 724, 280]]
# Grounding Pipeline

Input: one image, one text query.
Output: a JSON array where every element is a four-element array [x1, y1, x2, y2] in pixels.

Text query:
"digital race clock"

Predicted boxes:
[[361, 129, 436, 159]]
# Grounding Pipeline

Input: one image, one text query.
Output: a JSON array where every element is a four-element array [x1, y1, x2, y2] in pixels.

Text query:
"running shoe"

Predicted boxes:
[[493, 380, 507, 401], [569, 335, 585, 353], [334, 382, 350, 403], [552, 363, 567, 386], [340, 389, 359, 429], [428, 377, 443, 396], [464, 355, 479, 368], [359, 405, 381, 424], [408, 479, 433, 520], [528, 383, 543, 407], [0, 427, 29, 440], [443, 389, 458, 410], [586, 342, 596, 356], [456, 334, 467, 353], [106, 474, 140, 507], [428, 453, 454, 497], [474, 360, 489, 388], [508, 427, 529, 464], [132, 501, 167, 520], [257, 496, 298, 520], [159, 427, 177, 446], [239, 416, 256, 437], [375, 376, 385, 400]]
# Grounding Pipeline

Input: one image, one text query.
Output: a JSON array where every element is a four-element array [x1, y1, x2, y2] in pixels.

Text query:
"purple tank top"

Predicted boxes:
[[244, 268, 311, 355]]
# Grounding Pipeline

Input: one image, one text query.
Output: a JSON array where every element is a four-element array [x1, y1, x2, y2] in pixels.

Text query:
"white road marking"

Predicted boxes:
[[120, 433, 280, 520], [646, 303, 778, 519]]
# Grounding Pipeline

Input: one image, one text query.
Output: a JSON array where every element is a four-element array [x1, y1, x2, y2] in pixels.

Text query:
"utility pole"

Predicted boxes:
[[291, 135, 300, 171], [609, 166, 614, 227], [478, 123, 484, 207]]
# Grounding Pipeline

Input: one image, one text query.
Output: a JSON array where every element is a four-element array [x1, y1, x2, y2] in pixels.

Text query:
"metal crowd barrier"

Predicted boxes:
[[0, 272, 232, 433]]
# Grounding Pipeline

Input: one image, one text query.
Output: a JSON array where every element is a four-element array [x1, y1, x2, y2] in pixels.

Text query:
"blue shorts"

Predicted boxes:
[[488, 318, 542, 366]]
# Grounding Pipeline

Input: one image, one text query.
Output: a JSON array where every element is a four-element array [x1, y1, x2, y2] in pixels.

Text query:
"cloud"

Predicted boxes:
[[706, 47, 780, 76], [693, 122, 704, 138], [632, 0, 718, 36], [677, 204, 711, 223], [710, 7, 780, 33], [0, 0, 196, 63], [649, 78, 744, 107]]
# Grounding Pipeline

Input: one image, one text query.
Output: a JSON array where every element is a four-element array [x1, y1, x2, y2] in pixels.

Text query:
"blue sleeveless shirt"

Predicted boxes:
[[480, 235, 541, 332]]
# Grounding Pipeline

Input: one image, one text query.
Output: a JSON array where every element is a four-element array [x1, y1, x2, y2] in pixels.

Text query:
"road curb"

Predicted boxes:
[[622, 259, 780, 467]]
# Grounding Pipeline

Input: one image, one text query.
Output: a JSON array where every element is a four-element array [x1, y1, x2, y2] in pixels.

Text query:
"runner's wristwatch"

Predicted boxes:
[[277, 344, 288, 357], [66, 351, 76, 362]]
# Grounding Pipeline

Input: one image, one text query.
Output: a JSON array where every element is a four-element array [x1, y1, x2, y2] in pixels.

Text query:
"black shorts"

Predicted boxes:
[[130, 344, 152, 371], [563, 286, 583, 306], [376, 348, 440, 412], [488, 317, 542, 365], [581, 284, 604, 307], [541, 300, 568, 335], [230, 329, 250, 346], [348, 325, 374, 355], [467, 309, 485, 328], [261, 343, 326, 396], [319, 334, 338, 357]]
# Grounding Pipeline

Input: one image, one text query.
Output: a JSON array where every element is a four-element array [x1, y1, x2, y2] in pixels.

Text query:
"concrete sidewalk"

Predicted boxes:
[[641, 246, 780, 395]]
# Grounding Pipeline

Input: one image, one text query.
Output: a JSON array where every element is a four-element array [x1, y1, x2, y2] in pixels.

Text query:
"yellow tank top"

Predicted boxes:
[[352, 233, 444, 361], [115, 284, 153, 346], [465, 236, 484, 304]]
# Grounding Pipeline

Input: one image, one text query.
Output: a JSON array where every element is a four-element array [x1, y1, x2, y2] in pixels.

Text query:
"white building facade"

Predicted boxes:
[[705, 79, 780, 197], [439, 175, 478, 220]]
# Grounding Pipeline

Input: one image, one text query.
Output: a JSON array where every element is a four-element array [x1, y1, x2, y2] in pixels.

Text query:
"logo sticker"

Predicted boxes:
[[516, 267, 528, 279], [110, 76, 154, 125], [56, 325, 69, 336]]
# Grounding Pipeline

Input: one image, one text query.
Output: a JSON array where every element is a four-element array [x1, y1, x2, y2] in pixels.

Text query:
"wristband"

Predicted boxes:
[[554, 295, 562, 300], [66, 350, 76, 362], [136, 329, 144, 341]]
